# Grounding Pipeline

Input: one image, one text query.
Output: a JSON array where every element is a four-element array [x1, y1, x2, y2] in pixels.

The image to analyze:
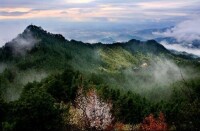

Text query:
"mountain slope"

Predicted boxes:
[[0, 25, 171, 71], [0, 25, 200, 102]]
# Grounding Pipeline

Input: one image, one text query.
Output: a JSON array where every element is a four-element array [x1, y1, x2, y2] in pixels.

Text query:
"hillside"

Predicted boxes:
[[0, 25, 200, 130], [2, 25, 197, 69], [1, 25, 200, 100]]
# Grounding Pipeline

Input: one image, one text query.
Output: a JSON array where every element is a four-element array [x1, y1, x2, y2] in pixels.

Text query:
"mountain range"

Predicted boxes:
[[91, 27, 200, 57], [1, 25, 200, 101], [1, 25, 200, 130]]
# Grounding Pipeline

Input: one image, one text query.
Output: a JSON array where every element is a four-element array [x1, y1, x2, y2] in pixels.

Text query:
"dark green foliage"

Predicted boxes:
[[4, 87, 63, 131], [0, 97, 7, 129], [0, 69, 16, 98], [172, 78, 200, 130], [89, 73, 105, 85], [0, 68, 86, 131], [1, 66, 200, 130], [120, 39, 169, 55], [98, 86, 151, 124], [151, 78, 200, 130], [44, 69, 80, 102], [1, 69, 15, 83]]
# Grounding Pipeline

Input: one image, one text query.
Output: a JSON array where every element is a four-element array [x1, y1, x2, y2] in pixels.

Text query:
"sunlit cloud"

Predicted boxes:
[[0, 0, 199, 21], [0, 8, 31, 12], [0, 6, 130, 20], [136, 1, 193, 9], [0, 5, 191, 21]]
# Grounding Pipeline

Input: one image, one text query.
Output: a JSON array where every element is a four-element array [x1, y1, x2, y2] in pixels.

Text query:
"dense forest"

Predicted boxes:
[[0, 25, 200, 130]]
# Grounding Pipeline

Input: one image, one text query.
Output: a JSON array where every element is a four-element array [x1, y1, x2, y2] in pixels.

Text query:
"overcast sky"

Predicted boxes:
[[0, 0, 200, 47]]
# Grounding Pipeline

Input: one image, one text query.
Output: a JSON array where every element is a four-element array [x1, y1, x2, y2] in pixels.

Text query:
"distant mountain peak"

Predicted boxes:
[[24, 24, 66, 42], [146, 39, 158, 43], [128, 39, 141, 43], [25, 25, 44, 32]]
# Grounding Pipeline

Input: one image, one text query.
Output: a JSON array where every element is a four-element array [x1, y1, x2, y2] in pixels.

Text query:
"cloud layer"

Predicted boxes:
[[161, 41, 200, 56], [0, 0, 199, 21], [154, 17, 200, 43]]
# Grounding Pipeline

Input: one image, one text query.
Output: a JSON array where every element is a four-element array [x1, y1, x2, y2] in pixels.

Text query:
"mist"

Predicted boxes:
[[154, 17, 200, 43], [113, 57, 190, 101], [6, 28, 39, 55], [151, 59, 182, 85], [161, 41, 200, 56], [2, 70, 48, 102], [0, 63, 7, 73], [19, 70, 48, 85]]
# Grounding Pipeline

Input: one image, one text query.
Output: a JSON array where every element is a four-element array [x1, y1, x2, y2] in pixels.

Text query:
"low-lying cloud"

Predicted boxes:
[[3, 70, 48, 102], [0, 63, 7, 73], [152, 59, 182, 84], [118, 57, 188, 100], [161, 40, 200, 56], [7, 28, 39, 55], [154, 17, 200, 43], [20, 70, 48, 85]]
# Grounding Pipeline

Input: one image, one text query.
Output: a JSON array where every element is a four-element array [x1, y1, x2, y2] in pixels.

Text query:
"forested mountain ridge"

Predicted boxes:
[[0, 25, 200, 131], [0, 25, 170, 61], [1, 25, 198, 72]]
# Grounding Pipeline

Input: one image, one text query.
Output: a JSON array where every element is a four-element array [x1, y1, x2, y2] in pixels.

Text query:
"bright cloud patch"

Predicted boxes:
[[0, 8, 31, 12], [161, 41, 200, 56], [154, 18, 200, 43], [136, 1, 190, 9]]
